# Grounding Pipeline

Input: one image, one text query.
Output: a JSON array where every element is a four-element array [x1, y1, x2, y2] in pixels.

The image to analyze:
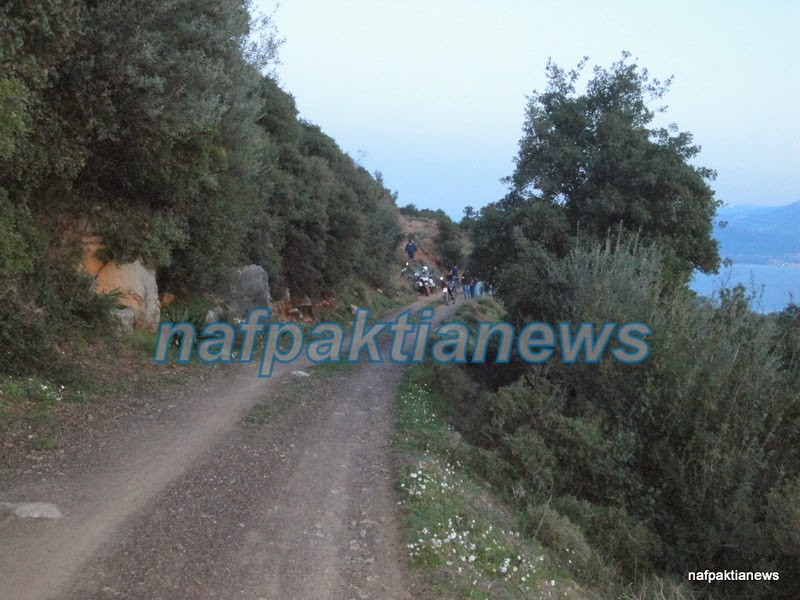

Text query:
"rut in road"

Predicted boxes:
[[64, 356, 414, 600], [0, 297, 457, 599]]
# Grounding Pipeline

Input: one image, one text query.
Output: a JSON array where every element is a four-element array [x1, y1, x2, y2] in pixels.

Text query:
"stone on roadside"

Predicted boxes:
[[112, 307, 135, 334], [0, 502, 62, 519], [204, 305, 225, 325], [95, 260, 160, 329]]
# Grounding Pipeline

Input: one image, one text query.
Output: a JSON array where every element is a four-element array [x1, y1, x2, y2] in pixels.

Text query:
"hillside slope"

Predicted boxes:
[[715, 201, 800, 264]]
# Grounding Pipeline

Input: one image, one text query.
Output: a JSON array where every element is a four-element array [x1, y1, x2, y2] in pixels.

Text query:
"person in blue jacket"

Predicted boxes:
[[405, 240, 417, 260]]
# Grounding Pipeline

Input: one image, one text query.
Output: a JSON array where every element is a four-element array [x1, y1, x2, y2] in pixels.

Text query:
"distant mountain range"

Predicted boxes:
[[713, 201, 800, 265]]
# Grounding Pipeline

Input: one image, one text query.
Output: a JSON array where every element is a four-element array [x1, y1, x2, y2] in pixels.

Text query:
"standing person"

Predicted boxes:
[[404, 240, 417, 261], [450, 264, 459, 282], [461, 270, 472, 299]]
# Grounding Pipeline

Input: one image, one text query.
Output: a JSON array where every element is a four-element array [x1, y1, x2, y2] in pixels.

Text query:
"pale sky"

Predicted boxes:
[[255, 0, 800, 221]]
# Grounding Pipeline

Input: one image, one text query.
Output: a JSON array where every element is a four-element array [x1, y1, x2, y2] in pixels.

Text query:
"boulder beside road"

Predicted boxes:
[[226, 265, 271, 319]]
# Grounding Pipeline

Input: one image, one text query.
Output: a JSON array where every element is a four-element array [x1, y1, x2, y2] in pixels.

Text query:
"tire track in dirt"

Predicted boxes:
[[0, 296, 456, 600], [63, 358, 413, 600]]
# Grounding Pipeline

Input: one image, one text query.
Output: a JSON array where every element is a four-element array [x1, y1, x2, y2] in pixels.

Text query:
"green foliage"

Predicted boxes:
[[1, 1, 403, 376], [399, 204, 450, 221], [470, 194, 570, 287], [252, 86, 402, 297], [460, 206, 477, 231], [0, 192, 44, 277], [428, 240, 798, 598], [435, 217, 464, 268], [395, 369, 590, 599], [0, 76, 28, 160], [1, 246, 118, 376], [473, 53, 720, 286], [523, 503, 598, 579]]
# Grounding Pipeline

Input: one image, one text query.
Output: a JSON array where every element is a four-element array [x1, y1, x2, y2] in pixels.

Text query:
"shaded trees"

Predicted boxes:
[[472, 53, 721, 284], [248, 80, 401, 297], [1, 0, 402, 374], [458, 55, 800, 598]]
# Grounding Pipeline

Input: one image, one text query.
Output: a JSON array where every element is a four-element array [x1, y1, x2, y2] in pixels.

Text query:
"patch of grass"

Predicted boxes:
[[244, 403, 274, 426], [0, 376, 67, 404], [394, 364, 590, 599], [24, 404, 54, 426], [166, 293, 215, 316], [310, 360, 354, 378], [32, 436, 58, 451], [0, 375, 67, 436], [452, 296, 506, 332], [125, 328, 160, 356], [0, 326, 223, 455]]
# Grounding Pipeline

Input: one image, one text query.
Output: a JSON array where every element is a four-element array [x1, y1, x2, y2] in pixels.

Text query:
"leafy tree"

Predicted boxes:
[[1, 1, 402, 376], [445, 239, 799, 597], [247, 79, 401, 298], [470, 192, 570, 287], [435, 216, 464, 269], [459, 205, 476, 231], [474, 53, 720, 283]]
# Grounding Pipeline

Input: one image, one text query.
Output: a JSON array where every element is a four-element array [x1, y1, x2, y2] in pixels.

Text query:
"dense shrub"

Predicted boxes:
[[433, 239, 798, 598], [1, 1, 403, 375]]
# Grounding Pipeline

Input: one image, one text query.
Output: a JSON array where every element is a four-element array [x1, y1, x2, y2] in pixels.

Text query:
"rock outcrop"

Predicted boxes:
[[95, 260, 160, 329], [226, 265, 270, 319], [80, 226, 160, 330]]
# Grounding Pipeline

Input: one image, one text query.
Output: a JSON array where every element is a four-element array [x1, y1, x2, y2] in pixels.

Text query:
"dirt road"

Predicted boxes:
[[0, 297, 454, 600]]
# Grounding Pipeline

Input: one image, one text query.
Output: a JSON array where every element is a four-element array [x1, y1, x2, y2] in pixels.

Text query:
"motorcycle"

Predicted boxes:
[[401, 262, 416, 281], [415, 272, 435, 296], [440, 277, 457, 305]]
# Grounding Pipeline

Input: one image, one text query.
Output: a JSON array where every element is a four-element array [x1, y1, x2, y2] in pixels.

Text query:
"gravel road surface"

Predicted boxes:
[[0, 297, 454, 600]]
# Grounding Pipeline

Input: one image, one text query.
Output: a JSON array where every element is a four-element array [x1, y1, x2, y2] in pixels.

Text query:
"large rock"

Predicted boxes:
[[78, 223, 160, 329], [94, 260, 160, 329], [227, 265, 270, 318]]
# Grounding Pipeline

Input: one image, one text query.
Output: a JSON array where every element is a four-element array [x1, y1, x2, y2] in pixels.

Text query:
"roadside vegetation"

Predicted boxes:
[[2, 1, 403, 381], [398, 249, 798, 599], [0, 328, 201, 457], [398, 54, 798, 599], [395, 363, 590, 599], [1, 0, 411, 454], [0, 282, 410, 459], [396, 355, 700, 600]]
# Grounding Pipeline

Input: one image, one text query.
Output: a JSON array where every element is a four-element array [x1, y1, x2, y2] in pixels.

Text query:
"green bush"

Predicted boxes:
[[553, 495, 662, 575], [437, 237, 798, 598], [522, 503, 600, 581], [1, 250, 115, 377]]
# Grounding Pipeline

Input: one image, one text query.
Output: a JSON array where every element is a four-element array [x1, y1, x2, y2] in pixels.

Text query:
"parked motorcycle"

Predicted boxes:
[[401, 262, 416, 281], [415, 272, 435, 296], [440, 277, 457, 305]]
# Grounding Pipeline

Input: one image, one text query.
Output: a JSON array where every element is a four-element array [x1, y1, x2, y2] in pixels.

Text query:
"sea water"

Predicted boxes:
[[691, 264, 800, 313]]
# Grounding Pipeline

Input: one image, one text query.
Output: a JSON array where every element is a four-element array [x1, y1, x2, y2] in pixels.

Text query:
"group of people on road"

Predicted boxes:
[[447, 265, 476, 299], [438, 262, 477, 299], [404, 239, 481, 300]]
